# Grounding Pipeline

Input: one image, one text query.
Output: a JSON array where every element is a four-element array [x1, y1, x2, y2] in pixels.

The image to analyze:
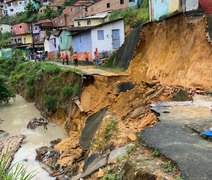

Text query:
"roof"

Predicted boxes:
[[71, 0, 94, 7], [72, 18, 124, 35], [51, 30, 62, 37], [75, 12, 109, 21]]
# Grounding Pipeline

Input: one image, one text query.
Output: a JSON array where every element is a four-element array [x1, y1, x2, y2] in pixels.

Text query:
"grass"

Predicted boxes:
[[0, 154, 36, 180], [162, 161, 175, 173], [152, 149, 160, 157], [0, 58, 82, 116]]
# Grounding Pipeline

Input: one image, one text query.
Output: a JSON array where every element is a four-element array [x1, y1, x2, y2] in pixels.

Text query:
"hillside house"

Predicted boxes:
[[87, 0, 128, 16], [72, 18, 124, 60], [59, 29, 71, 51], [149, 0, 212, 21], [74, 12, 110, 27], [12, 23, 30, 35], [2, 0, 39, 16], [52, 0, 94, 27], [0, 24, 11, 33]]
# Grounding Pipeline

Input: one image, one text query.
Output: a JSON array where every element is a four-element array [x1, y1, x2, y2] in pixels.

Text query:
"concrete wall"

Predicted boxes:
[[46, 35, 60, 52], [74, 17, 109, 27], [72, 31, 92, 53], [59, 30, 71, 51], [12, 23, 29, 35], [185, 0, 199, 12], [200, 0, 212, 14], [0, 24, 11, 33], [21, 34, 32, 44], [91, 19, 125, 57], [149, 0, 182, 21]]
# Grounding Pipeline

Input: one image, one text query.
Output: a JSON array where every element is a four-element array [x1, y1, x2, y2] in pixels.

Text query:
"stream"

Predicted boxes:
[[0, 95, 67, 179]]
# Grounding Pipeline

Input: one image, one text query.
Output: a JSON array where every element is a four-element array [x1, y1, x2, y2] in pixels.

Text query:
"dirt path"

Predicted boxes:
[[141, 95, 212, 180], [48, 61, 128, 77]]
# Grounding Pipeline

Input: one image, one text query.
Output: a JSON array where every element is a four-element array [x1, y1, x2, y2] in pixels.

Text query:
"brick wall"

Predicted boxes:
[[87, 0, 129, 16]]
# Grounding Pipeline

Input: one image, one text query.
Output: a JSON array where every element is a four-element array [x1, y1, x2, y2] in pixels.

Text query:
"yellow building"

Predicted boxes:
[[21, 34, 32, 44], [74, 12, 110, 27]]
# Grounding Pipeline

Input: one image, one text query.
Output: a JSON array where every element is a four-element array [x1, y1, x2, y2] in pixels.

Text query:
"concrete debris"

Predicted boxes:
[[27, 117, 48, 130], [130, 106, 146, 118], [0, 135, 25, 170]]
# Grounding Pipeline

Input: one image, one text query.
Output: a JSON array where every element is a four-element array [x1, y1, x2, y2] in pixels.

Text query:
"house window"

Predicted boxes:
[[97, 30, 104, 40], [129, 0, 135, 2], [107, 3, 110, 8], [19, 1, 22, 4], [10, 9, 14, 12], [120, 0, 124, 4], [18, 38, 21, 42], [24, 38, 26, 43], [77, 21, 81, 26], [87, 20, 91, 25], [20, 26, 22, 29]]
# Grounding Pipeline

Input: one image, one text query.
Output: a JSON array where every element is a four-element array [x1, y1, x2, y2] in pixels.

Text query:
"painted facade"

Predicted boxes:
[[199, 0, 212, 14], [74, 12, 110, 27], [59, 30, 71, 51], [21, 34, 32, 44], [184, 0, 199, 12], [72, 19, 125, 60], [12, 23, 30, 35], [149, 0, 183, 21], [44, 33, 60, 52], [2, 0, 39, 16], [0, 24, 11, 33]]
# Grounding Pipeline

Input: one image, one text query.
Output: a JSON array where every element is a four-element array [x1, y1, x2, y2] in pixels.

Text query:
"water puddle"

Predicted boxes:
[[0, 95, 67, 179]]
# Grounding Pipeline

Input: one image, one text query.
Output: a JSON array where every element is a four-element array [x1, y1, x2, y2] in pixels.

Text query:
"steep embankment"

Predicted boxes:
[[129, 14, 212, 89]]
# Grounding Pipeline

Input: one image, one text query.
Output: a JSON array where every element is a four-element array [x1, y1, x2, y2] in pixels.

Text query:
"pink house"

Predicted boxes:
[[12, 23, 30, 35]]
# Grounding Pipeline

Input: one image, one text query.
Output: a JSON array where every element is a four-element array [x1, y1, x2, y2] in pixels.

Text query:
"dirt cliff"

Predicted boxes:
[[128, 14, 212, 89]]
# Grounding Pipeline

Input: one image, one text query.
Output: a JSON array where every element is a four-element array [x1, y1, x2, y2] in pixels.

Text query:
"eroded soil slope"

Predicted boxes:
[[129, 14, 212, 89]]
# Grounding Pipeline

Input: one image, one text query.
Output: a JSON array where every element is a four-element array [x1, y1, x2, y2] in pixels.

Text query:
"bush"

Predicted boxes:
[[0, 75, 15, 104], [61, 86, 78, 98], [0, 154, 36, 179], [44, 96, 59, 114]]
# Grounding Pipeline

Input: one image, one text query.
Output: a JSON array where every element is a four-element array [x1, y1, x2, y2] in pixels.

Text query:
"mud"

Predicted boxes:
[[128, 14, 212, 89]]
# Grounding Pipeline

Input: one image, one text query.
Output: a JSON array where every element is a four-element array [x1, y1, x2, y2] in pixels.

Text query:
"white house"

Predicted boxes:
[[2, 0, 39, 16], [0, 24, 11, 33], [72, 18, 125, 60], [44, 30, 60, 52]]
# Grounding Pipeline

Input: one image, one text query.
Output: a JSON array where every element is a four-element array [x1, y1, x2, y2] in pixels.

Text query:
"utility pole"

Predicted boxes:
[[30, 22, 35, 55]]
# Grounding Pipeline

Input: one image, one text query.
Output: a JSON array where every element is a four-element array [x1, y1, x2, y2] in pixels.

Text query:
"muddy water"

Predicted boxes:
[[0, 95, 67, 179]]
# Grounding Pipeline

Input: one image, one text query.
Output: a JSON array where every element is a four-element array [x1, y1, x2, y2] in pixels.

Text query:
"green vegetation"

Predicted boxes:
[[104, 118, 117, 140], [0, 32, 12, 48], [109, 0, 149, 26], [0, 154, 36, 179], [162, 161, 175, 173], [1, 3, 57, 24], [0, 57, 81, 115], [0, 75, 15, 104], [152, 149, 160, 157]]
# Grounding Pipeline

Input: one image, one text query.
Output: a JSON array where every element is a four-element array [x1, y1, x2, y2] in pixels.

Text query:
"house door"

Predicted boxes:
[[112, 29, 120, 49]]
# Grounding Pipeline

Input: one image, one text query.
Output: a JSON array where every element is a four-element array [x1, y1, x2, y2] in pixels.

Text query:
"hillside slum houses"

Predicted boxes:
[[1, 0, 212, 61], [149, 0, 212, 21]]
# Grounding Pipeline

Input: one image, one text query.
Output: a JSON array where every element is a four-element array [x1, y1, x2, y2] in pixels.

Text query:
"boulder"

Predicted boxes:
[[130, 106, 146, 118]]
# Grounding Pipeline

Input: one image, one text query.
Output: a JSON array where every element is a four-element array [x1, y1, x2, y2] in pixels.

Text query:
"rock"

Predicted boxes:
[[127, 133, 137, 141], [123, 161, 157, 180], [73, 155, 107, 179], [130, 106, 146, 118], [114, 82, 135, 94], [97, 168, 104, 178], [143, 81, 159, 88], [0, 130, 9, 139], [172, 89, 192, 101], [50, 138, 62, 147], [36, 146, 48, 161], [27, 117, 48, 130], [108, 144, 134, 164]]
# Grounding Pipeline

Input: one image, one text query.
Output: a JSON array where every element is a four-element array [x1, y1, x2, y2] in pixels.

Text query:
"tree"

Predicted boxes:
[[42, 5, 57, 18], [0, 75, 15, 104], [24, 2, 37, 17]]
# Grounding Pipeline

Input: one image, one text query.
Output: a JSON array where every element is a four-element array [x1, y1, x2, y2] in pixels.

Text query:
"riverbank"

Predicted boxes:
[[0, 95, 67, 179]]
